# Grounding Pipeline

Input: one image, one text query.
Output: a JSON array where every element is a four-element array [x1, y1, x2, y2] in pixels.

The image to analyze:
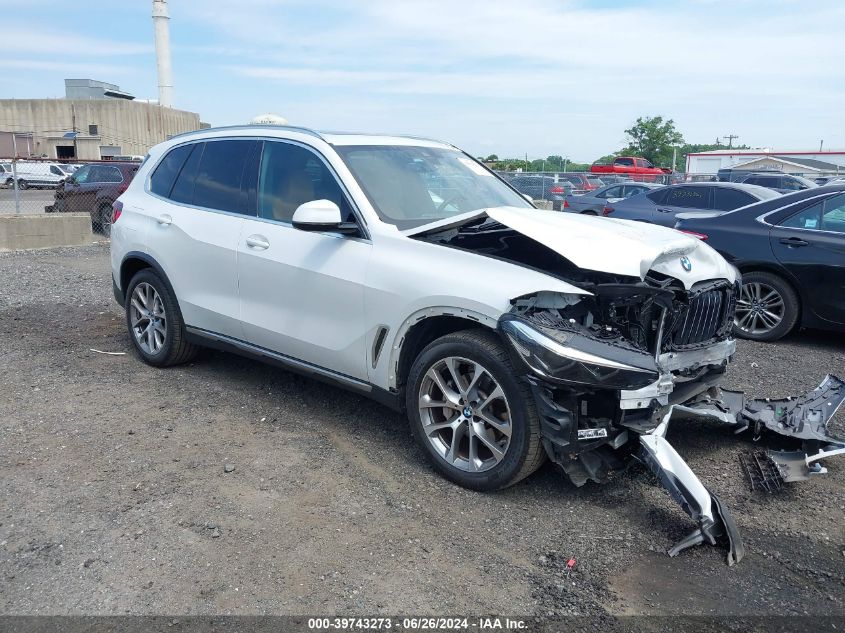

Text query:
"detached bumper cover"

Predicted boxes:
[[635, 374, 844, 564]]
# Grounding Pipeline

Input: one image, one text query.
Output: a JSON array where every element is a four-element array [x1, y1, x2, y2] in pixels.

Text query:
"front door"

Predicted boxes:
[[63, 165, 100, 212], [237, 140, 371, 381], [770, 192, 845, 325]]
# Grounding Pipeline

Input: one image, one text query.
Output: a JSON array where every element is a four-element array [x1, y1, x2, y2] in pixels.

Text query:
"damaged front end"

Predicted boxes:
[[498, 280, 845, 566]]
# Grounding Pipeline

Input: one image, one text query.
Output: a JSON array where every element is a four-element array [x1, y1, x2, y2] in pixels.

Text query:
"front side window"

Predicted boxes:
[[616, 158, 634, 167], [73, 165, 92, 184], [258, 141, 354, 223], [335, 145, 531, 230], [50, 165, 63, 176], [665, 186, 708, 208], [646, 188, 668, 204]]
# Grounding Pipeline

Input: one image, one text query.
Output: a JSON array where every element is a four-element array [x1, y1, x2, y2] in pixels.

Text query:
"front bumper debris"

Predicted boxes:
[[638, 411, 745, 565], [635, 374, 844, 564], [537, 373, 844, 565]]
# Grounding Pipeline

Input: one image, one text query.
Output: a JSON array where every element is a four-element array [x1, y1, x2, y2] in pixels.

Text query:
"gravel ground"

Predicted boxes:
[[1, 244, 843, 622]]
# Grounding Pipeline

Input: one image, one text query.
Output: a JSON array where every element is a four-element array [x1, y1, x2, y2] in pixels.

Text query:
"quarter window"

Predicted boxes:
[[258, 141, 354, 223], [150, 144, 193, 197]]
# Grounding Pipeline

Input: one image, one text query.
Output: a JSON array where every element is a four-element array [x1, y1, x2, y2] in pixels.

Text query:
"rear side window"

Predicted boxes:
[[665, 186, 708, 208], [712, 187, 755, 211], [192, 140, 259, 213], [616, 158, 634, 167], [150, 144, 193, 197]]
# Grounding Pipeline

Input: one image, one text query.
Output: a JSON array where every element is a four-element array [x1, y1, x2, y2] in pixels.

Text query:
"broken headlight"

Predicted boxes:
[[500, 317, 659, 389]]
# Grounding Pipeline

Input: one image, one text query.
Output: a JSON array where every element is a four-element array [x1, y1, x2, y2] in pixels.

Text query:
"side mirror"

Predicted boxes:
[[291, 199, 358, 235]]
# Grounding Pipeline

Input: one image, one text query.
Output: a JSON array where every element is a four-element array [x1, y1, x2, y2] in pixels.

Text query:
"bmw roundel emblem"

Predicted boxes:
[[680, 256, 692, 272]]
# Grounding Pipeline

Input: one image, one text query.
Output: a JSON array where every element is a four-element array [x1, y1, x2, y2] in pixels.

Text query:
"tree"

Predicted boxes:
[[621, 116, 684, 168], [484, 154, 499, 162]]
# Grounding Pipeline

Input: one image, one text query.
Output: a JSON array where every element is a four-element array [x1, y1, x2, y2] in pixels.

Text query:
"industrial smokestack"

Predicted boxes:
[[152, 0, 173, 108]]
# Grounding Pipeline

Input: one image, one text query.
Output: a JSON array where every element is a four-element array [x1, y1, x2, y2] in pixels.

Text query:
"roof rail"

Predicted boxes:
[[167, 124, 324, 142]]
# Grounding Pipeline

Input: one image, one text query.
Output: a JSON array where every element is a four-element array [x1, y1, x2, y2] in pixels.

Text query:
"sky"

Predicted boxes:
[[3, 0, 844, 162]]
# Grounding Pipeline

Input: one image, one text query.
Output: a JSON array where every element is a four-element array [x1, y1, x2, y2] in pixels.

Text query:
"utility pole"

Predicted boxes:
[[71, 104, 78, 158], [723, 134, 739, 149], [11, 133, 20, 214], [819, 139, 824, 152]]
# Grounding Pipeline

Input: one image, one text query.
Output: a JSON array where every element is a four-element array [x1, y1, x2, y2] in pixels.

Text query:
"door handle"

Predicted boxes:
[[245, 234, 270, 250], [779, 237, 809, 247], [157, 214, 172, 226], [657, 208, 672, 213]]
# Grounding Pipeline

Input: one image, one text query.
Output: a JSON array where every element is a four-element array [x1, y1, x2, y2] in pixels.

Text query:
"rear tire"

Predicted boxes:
[[125, 269, 199, 367], [95, 203, 112, 237], [17, 180, 28, 190], [405, 329, 545, 491], [733, 271, 799, 342]]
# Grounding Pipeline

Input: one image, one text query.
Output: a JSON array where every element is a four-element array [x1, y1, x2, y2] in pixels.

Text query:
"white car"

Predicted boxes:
[[110, 125, 844, 564], [5, 161, 68, 189]]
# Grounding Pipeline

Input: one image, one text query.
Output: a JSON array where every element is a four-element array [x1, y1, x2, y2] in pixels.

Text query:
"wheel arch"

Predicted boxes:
[[389, 308, 497, 399], [119, 252, 177, 307]]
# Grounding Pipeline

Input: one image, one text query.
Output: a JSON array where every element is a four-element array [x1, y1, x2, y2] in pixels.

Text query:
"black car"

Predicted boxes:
[[739, 172, 817, 194], [675, 185, 845, 341], [506, 174, 573, 210]]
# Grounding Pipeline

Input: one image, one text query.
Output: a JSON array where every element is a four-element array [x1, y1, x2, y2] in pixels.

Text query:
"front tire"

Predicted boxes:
[[125, 269, 198, 366], [733, 271, 799, 342], [405, 329, 545, 491]]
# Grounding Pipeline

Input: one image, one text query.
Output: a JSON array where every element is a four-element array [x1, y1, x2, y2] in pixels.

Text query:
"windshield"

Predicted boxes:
[[335, 145, 531, 229]]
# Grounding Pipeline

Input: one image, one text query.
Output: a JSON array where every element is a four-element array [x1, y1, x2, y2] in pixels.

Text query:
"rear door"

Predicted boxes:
[[770, 193, 845, 325], [145, 138, 260, 338], [712, 187, 756, 212], [653, 185, 711, 225]]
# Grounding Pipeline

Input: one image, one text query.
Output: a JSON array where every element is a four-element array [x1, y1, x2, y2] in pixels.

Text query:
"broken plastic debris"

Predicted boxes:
[[90, 348, 126, 355]]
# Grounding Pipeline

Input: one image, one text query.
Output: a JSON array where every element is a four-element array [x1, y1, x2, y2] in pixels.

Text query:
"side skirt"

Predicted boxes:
[[185, 326, 401, 411]]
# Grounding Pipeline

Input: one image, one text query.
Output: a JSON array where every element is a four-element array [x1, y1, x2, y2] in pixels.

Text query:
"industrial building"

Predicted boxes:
[[686, 149, 845, 178], [0, 79, 207, 160]]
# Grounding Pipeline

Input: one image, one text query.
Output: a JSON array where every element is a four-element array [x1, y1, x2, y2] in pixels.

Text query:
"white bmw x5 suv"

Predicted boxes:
[[111, 125, 844, 564]]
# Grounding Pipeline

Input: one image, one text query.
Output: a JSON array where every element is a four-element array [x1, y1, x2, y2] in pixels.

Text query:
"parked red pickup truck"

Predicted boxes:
[[590, 156, 671, 180]]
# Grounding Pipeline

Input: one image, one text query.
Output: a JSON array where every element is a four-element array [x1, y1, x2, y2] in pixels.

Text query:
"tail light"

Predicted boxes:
[[112, 199, 124, 224], [563, 199, 570, 209], [679, 229, 708, 241], [602, 205, 614, 216], [549, 185, 565, 194]]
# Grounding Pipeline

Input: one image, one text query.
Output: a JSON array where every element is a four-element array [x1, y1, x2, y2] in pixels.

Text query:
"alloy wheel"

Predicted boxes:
[[418, 356, 512, 473], [129, 282, 167, 354], [734, 281, 785, 335]]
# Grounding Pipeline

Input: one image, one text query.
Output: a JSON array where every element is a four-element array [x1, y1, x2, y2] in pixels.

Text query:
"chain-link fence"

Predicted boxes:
[[0, 157, 141, 234], [494, 170, 685, 208]]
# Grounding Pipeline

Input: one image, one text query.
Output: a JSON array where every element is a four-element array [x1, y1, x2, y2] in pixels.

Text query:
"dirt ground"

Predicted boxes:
[[1, 244, 843, 623]]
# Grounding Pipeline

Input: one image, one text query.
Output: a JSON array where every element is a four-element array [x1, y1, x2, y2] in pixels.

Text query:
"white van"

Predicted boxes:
[[6, 161, 69, 189]]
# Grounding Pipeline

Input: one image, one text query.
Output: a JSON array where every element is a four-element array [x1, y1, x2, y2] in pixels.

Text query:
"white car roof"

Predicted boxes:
[[167, 125, 455, 150]]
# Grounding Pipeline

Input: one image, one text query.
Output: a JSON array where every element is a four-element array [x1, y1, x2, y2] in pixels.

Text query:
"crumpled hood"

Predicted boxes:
[[408, 206, 737, 289]]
